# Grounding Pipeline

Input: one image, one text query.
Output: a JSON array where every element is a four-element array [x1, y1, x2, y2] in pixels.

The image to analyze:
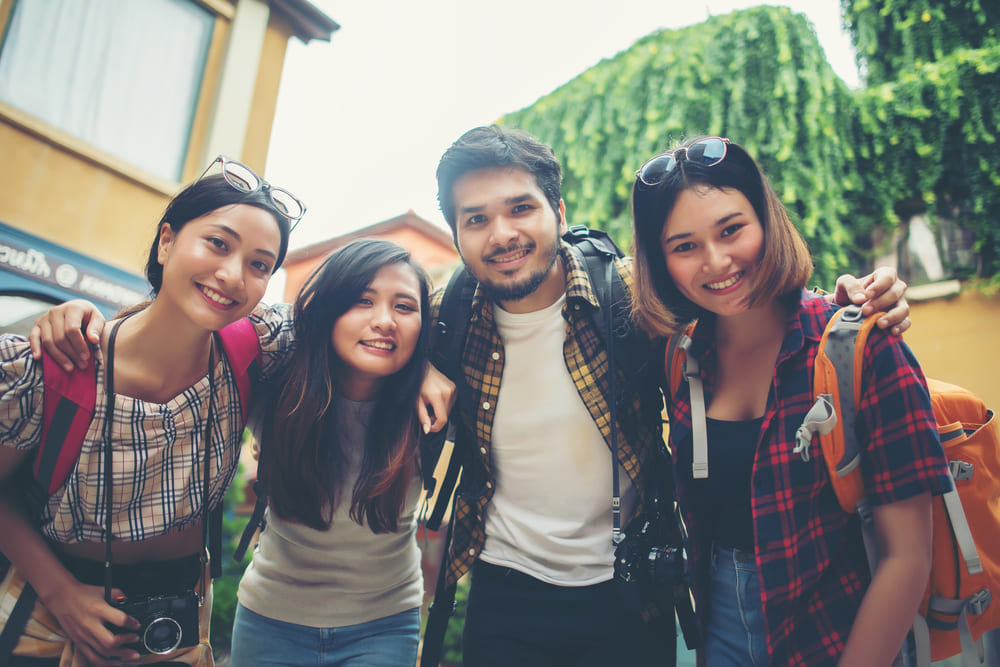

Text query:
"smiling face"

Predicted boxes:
[[660, 185, 765, 318], [452, 167, 567, 313], [156, 204, 281, 330], [330, 262, 423, 400]]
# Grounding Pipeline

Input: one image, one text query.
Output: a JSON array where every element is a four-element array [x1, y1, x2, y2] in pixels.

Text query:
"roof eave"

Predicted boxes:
[[270, 0, 340, 43]]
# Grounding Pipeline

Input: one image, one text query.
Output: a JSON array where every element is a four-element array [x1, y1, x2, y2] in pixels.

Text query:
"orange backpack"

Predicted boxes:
[[664, 305, 999, 666], [801, 305, 999, 665]]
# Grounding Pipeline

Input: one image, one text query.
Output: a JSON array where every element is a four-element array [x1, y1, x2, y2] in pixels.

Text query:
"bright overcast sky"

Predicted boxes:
[[264, 1, 860, 251]]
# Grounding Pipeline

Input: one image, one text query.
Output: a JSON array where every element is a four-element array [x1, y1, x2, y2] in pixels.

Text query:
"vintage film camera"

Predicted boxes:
[[112, 590, 200, 655]]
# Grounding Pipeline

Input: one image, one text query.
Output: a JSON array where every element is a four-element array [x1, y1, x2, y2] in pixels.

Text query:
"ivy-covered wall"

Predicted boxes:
[[501, 3, 999, 287], [842, 0, 999, 85], [843, 0, 1000, 280]]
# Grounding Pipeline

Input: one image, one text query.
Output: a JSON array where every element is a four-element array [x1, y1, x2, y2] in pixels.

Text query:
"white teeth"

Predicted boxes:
[[490, 249, 528, 264], [706, 272, 743, 290], [200, 286, 235, 305], [362, 340, 395, 351]]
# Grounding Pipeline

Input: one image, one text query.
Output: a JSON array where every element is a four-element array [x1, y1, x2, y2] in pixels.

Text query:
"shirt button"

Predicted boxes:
[[482, 401, 491, 410], [469, 548, 477, 556], [574, 304, 581, 310], [492, 352, 500, 360], [486, 481, 493, 489], [480, 447, 487, 455]]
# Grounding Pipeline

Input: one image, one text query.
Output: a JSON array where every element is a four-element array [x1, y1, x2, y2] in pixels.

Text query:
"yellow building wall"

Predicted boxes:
[[0, 123, 172, 274], [0, 5, 297, 275], [903, 288, 1000, 412]]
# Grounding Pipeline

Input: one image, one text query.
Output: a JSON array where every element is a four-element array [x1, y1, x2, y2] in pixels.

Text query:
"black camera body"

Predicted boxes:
[[614, 521, 685, 614], [111, 590, 199, 655]]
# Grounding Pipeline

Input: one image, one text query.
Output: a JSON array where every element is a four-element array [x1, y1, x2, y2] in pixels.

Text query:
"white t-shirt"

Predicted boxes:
[[480, 294, 636, 586]]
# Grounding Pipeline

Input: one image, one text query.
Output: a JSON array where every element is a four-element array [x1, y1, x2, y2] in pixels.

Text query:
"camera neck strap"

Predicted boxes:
[[102, 315, 215, 604], [604, 258, 623, 547]]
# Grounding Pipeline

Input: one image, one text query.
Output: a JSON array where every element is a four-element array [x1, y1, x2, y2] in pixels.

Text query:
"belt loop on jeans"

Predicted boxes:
[[713, 544, 756, 565]]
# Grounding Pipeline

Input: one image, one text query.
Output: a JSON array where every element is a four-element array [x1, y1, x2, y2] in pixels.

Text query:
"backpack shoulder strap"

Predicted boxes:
[[663, 321, 706, 479], [38, 353, 98, 495], [807, 304, 882, 513], [212, 320, 260, 575], [218, 317, 260, 425], [215, 317, 261, 566], [663, 321, 697, 399], [429, 265, 477, 383]]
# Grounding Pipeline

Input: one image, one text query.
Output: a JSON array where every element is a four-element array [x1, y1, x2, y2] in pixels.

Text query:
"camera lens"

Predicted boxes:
[[143, 616, 183, 655]]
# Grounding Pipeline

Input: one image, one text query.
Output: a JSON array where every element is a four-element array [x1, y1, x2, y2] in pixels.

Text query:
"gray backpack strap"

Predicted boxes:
[[678, 335, 708, 480]]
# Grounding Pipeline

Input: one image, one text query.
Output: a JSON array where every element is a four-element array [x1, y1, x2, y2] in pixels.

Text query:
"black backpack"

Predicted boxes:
[[419, 225, 684, 666]]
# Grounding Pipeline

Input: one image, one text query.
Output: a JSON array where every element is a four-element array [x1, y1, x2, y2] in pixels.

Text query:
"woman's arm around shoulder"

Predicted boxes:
[[248, 301, 297, 381], [0, 334, 47, 449]]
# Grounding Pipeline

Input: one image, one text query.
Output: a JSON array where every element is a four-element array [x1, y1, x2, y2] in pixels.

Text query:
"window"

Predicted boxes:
[[0, 0, 215, 182]]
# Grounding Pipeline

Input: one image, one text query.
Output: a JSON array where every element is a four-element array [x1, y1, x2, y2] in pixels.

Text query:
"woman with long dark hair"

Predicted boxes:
[[229, 239, 432, 666]]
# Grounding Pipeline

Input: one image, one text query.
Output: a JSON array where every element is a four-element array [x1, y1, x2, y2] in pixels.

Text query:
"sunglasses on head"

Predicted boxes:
[[198, 156, 306, 228], [635, 137, 730, 187]]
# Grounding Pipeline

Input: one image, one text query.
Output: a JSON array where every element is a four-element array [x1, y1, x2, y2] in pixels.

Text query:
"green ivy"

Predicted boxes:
[[501, 4, 1000, 285], [844, 0, 1000, 277], [841, 0, 999, 86], [503, 7, 858, 286]]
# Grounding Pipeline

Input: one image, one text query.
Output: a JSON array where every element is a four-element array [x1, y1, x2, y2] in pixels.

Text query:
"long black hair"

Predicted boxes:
[[262, 239, 432, 532]]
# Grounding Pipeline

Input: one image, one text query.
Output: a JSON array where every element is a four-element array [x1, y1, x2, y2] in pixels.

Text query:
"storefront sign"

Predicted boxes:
[[0, 237, 145, 308]]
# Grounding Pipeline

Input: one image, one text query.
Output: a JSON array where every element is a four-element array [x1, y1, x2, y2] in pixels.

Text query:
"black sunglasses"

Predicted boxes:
[[197, 156, 306, 227], [635, 137, 730, 187]]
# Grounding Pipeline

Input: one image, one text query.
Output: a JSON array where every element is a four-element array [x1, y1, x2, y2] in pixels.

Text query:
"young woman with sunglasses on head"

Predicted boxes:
[[629, 137, 952, 666], [0, 157, 303, 666], [227, 238, 432, 667]]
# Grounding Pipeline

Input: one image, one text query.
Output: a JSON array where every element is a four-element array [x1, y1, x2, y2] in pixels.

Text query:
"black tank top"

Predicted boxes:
[[676, 416, 762, 552]]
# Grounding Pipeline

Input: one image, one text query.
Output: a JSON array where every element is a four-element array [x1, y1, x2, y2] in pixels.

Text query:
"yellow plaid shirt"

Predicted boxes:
[[432, 243, 666, 588]]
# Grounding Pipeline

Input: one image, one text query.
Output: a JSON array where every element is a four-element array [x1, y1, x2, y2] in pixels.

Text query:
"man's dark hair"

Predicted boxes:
[[436, 125, 562, 238]]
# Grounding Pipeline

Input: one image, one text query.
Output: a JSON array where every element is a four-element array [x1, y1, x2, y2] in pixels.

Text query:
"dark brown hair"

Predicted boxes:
[[630, 138, 812, 336], [261, 239, 431, 533], [436, 125, 563, 240]]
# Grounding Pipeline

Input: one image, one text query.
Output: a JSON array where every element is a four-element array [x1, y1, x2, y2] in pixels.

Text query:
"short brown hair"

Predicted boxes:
[[630, 138, 812, 336]]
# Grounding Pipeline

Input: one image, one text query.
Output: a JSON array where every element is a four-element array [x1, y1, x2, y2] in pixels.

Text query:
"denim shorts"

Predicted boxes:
[[229, 603, 420, 666], [704, 545, 769, 667]]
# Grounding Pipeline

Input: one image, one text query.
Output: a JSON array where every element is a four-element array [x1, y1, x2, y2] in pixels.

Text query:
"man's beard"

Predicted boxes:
[[475, 242, 560, 304]]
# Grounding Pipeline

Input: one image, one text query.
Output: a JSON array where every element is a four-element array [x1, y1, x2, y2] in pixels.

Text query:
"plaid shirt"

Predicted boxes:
[[0, 303, 295, 544], [666, 290, 952, 665], [433, 243, 665, 589]]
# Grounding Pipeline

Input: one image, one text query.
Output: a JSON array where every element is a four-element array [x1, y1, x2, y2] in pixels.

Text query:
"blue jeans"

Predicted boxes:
[[229, 603, 420, 666], [705, 546, 768, 667]]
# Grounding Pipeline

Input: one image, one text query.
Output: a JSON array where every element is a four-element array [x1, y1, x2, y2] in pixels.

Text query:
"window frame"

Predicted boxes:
[[0, 0, 236, 194]]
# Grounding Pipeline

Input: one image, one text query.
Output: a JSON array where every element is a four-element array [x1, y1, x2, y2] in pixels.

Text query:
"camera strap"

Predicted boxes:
[[604, 256, 624, 546], [102, 316, 214, 605]]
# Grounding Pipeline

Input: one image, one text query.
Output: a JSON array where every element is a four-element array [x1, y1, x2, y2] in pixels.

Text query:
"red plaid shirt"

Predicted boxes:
[[665, 290, 952, 665]]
